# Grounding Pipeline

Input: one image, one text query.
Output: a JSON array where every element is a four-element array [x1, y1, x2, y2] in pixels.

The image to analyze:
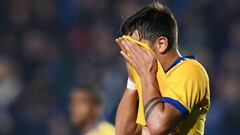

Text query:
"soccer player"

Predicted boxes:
[[70, 86, 115, 135], [115, 2, 210, 135]]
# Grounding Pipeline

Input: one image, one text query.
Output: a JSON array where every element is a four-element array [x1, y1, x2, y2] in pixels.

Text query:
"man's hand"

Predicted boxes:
[[116, 37, 157, 79], [116, 37, 134, 80]]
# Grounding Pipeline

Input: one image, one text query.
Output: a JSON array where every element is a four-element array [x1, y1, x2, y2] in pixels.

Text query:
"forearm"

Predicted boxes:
[[141, 74, 181, 135], [116, 89, 141, 135], [141, 74, 167, 134], [141, 74, 163, 110]]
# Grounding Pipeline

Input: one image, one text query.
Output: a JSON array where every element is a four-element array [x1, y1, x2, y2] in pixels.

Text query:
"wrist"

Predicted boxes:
[[126, 78, 136, 90], [128, 75, 133, 81], [140, 72, 156, 82], [140, 74, 158, 88]]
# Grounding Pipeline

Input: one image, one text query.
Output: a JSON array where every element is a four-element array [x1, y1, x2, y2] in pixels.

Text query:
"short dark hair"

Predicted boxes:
[[71, 84, 103, 105], [121, 1, 178, 49]]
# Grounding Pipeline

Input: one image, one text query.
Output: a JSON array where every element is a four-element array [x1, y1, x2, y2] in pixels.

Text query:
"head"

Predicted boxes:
[[121, 1, 178, 54], [69, 86, 102, 128]]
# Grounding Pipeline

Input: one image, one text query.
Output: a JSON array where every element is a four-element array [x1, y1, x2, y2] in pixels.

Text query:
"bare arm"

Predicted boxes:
[[115, 37, 141, 135], [116, 88, 142, 135], [141, 75, 182, 135]]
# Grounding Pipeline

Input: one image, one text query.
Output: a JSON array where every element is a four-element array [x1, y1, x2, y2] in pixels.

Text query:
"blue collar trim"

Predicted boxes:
[[165, 55, 195, 73]]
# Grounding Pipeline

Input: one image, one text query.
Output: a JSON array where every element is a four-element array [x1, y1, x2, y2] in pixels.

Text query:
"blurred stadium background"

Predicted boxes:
[[0, 0, 239, 135]]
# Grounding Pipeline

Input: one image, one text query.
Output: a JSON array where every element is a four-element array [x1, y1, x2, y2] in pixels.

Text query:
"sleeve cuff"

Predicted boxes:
[[162, 97, 189, 118]]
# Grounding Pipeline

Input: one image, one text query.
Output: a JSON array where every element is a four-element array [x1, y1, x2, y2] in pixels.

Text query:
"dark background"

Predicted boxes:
[[0, 0, 239, 134]]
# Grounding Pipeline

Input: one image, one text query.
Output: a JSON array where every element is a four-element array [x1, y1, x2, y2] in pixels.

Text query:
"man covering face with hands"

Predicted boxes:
[[115, 1, 210, 135]]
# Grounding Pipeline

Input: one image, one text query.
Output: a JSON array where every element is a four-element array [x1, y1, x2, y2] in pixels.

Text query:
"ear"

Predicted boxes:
[[154, 36, 168, 54]]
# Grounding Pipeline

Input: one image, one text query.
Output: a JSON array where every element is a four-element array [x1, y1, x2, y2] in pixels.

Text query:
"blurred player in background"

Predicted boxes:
[[70, 86, 115, 135], [116, 1, 210, 135]]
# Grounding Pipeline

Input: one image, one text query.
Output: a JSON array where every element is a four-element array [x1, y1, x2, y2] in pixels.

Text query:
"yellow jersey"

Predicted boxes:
[[122, 35, 210, 135], [85, 121, 115, 135]]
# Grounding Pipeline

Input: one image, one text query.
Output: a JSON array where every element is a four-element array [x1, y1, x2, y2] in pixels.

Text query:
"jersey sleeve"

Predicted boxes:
[[162, 61, 208, 117]]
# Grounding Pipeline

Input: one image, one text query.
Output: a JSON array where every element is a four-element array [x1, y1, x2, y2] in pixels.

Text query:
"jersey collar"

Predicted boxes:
[[165, 55, 195, 73]]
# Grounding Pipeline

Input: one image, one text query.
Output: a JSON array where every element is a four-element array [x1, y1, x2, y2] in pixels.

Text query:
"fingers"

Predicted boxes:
[[124, 39, 151, 57], [120, 51, 135, 66], [145, 48, 154, 58], [116, 37, 127, 53], [116, 38, 134, 79], [116, 37, 136, 57], [116, 37, 157, 76], [116, 36, 154, 62], [123, 40, 135, 53]]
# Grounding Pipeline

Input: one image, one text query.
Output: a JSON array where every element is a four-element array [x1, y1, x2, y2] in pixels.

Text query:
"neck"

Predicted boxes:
[[156, 49, 181, 71], [79, 117, 97, 134]]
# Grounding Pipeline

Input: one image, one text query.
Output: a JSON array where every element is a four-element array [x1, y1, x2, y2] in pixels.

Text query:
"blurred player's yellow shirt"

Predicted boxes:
[[85, 122, 115, 135], [122, 36, 210, 135], [85, 121, 115, 135]]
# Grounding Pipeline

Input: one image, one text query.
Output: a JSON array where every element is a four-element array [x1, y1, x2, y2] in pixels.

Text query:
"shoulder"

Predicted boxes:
[[179, 59, 205, 73], [98, 121, 115, 128], [170, 59, 209, 83], [97, 121, 115, 135]]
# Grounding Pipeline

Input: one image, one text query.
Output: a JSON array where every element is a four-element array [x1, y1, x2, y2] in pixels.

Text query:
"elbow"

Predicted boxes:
[[116, 124, 138, 135], [116, 129, 133, 135], [147, 123, 169, 135], [116, 127, 131, 135], [116, 129, 137, 135]]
